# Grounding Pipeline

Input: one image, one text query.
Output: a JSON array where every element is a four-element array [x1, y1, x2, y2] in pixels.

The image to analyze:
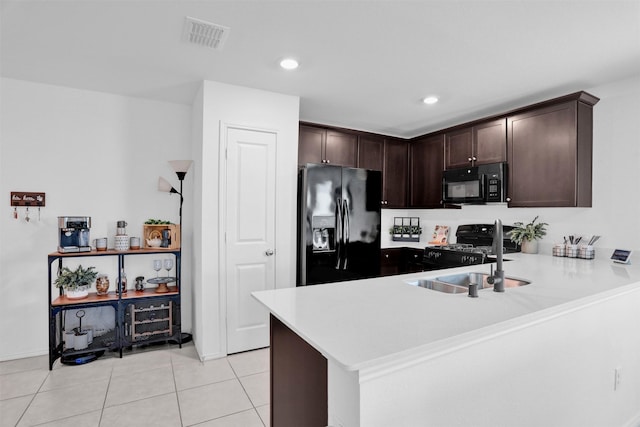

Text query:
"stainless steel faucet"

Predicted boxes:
[[487, 218, 505, 292]]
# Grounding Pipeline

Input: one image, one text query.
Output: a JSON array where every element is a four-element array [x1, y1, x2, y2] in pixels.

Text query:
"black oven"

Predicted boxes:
[[442, 162, 506, 204]]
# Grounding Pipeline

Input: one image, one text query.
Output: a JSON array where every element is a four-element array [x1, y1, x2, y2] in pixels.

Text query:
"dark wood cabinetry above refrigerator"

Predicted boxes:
[[298, 90, 598, 209]]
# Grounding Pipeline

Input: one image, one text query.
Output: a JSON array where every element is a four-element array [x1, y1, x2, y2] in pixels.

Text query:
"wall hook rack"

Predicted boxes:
[[11, 192, 46, 221]]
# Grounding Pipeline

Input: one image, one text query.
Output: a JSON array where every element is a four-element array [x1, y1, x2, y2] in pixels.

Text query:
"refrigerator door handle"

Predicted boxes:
[[335, 197, 343, 270], [342, 199, 349, 270]]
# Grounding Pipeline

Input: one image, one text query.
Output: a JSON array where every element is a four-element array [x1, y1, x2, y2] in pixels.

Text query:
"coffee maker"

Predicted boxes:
[[58, 216, 91, 253]]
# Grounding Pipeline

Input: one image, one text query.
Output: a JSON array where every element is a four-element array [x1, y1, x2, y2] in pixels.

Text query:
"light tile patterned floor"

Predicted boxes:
[[0, 343, 270, 427]]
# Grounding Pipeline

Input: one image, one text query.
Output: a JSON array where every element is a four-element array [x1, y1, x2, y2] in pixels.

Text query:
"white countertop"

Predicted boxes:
[[253, 254, 640, 372]]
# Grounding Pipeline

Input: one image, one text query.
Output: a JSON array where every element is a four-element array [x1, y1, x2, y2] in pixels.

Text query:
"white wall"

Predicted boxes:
[[381, 75, 640, 258], [0, 78, 193, 361], [192, 80, 299, 360]]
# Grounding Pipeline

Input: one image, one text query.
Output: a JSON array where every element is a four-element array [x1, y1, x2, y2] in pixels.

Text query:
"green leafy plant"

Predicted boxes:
[[389, 226, 422, 235], [145, 219, 173, 225], [54, 265, 98, 291], [509, 216, 548, 244]]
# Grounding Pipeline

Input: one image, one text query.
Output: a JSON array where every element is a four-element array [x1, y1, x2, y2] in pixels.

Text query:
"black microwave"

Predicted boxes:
[[442, 162, 507, 204]]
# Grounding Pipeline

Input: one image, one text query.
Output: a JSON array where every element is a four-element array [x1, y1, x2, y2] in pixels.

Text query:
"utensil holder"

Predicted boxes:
[[553, 243, 595, 260], [552, 244, 566, 257], [566, 244, 579, 258], [578, 245, 595, 260]]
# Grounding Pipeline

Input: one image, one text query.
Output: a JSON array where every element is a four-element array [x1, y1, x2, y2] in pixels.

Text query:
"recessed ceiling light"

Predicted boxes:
[[423, 96, 439, 105], [280, 58, 299, 70]]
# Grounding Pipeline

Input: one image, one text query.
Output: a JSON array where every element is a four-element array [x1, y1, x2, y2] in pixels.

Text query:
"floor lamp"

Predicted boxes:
[[157, 160, 193, 343]]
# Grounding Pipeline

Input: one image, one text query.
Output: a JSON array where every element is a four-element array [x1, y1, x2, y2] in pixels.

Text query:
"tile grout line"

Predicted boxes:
[[170, 354, 185, 427], [227, 358, 268, 427], [98, 364, 114, 426], [13, 365, 51, 426]]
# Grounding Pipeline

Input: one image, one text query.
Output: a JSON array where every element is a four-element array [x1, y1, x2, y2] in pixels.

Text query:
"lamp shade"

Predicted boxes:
[[169, 160, 193, 174], [158, 176, 176, 193]]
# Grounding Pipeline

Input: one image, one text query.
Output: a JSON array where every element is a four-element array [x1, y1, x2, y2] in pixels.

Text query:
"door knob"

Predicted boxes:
[[265, 249, 274, 256]]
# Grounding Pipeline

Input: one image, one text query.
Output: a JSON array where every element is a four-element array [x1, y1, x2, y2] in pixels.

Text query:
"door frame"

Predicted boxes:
[[218, 121, 279, 355]]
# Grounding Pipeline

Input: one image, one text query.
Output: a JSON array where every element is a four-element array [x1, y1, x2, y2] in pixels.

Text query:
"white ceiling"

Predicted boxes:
[[2, 0, 639, 138]]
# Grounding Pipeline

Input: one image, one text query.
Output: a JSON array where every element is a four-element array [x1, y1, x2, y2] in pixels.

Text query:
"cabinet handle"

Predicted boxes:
[[506, 197, 511, 202], [472, 156, 477, 161], [265, 249, 274, 256], [385, 254, 389, 258], [468, 157, 473, 162], [326, 159, 330, 164]]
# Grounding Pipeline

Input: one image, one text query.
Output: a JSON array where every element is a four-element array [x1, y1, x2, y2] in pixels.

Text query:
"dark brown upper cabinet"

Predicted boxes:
[[357, 135, 384, 171], [358, 135, 408, 208], [507, 92, 599, 207], [382, 138, 408, 208], [298, 124, 357, 167], [409, 134, 444, 208], [444, 119, 506, 169], [300, 126, 408, 208]]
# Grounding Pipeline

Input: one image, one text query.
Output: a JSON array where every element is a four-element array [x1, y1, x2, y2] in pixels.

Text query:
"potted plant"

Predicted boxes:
[[54, 265, 98, 299], [509, 216, 548, 254]]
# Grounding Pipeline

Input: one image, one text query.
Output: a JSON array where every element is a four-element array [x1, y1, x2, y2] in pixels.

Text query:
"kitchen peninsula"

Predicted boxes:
[[253, 253, 640, 427]]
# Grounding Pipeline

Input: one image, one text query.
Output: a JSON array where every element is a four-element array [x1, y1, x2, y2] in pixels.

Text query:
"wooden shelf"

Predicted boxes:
[[121, 287, 178, 299], [52, 292, 118, 306], [49, 248, 178, 258], [134, 318, 170, 325], [132, 330, 171, 340]]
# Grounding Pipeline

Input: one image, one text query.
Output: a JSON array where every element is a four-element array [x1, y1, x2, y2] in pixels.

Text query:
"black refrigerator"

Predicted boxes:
[[297, 164, 382, 286]]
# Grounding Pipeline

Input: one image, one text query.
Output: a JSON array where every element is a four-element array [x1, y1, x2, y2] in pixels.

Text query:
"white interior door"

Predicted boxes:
[[225, 125, 276, 354]]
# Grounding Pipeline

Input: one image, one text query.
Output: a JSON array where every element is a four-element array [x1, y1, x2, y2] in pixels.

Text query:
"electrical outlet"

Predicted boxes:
[[614, 367, 622, 391]]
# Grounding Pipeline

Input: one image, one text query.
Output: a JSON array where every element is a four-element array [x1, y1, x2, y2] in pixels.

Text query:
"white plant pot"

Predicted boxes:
[[521, 239, 539, 254], [66, 286, 89, 300]]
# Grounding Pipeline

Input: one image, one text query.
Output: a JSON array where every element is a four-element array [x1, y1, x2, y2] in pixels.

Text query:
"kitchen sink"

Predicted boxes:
[[436, 272, 530, 289], [409, 279, 470, 294], [405, 272, 530, 294]]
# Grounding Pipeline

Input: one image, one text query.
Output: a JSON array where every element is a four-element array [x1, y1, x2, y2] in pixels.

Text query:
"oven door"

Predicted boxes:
[[423, 249, 487, 271]]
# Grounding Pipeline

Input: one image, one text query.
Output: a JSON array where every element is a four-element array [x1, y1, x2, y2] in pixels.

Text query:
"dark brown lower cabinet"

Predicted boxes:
[[381, 248, 425, 276], [271, 315, 327, 427]]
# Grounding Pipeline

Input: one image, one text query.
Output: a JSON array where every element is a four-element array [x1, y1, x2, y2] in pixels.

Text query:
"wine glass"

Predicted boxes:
[[152, 259, 162, 278], [163, 258, 174, 277]]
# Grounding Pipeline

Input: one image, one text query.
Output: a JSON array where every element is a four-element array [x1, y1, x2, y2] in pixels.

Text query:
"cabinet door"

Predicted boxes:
[[508, 102, 578, 207], [444, 127, 473, 169], [358, 135, 384, 171], [473, 118, 506, 165], [380, 248, 402, 276], [409, 134, 444, 208], [298, 125, 325, 165], [383, 139, 408, 208], [402, 248, 424, 273], [325, 131, 357, 167]]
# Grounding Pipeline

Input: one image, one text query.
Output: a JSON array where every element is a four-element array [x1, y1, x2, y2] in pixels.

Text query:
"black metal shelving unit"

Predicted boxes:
[[47, 248, 182, 370]]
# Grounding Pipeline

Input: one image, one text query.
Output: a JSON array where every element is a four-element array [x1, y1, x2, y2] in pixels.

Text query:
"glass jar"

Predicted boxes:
[[119, 268, 127, 293], [96, 274, 110, 296]]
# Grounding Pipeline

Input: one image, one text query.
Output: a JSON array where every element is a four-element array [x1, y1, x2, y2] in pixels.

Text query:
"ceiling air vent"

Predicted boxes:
[[183, 16, 230, 50]]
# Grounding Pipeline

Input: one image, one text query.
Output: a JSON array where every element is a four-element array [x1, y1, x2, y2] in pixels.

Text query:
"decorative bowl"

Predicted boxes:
[[146, 238, 162, 248]]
